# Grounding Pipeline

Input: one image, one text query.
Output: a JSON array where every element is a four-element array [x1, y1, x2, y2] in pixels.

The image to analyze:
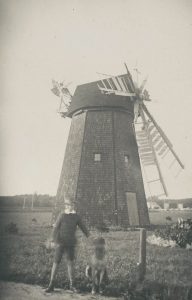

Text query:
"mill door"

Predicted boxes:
[[125, 192, 139, 226]]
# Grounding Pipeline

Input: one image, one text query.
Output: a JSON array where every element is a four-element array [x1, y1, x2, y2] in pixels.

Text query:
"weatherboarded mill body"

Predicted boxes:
[[55, 78, 150, 227]]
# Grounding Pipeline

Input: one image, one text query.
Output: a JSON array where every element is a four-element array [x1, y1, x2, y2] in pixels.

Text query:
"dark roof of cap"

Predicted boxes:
[[67, 77, 134, 117]]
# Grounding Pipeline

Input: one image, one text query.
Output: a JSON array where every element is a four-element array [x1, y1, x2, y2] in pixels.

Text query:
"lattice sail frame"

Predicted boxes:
[[97, 66, 184, 197], [97, 74, 136, 97]]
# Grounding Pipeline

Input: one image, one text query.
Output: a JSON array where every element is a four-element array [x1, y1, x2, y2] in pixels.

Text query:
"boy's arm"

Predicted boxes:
[[51, 213, 63, 242], [77, 215, 89, 237]]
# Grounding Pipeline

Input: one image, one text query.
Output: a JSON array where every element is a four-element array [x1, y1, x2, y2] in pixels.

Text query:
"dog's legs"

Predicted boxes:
[[91, 268, 97, 295], [85, 265, 92, 280], [99, 269, 106, 295], [104, 268, 109, 284]]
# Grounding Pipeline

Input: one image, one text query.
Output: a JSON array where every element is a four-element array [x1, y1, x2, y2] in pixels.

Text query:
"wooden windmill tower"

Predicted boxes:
[[51, 65, 184, 227]]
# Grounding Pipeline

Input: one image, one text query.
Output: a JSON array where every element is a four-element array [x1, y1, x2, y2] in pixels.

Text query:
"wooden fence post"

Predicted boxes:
[[138, 228, 146, 282]]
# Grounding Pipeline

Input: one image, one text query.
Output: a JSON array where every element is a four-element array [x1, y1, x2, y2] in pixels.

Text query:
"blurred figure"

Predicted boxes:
[[86, 237, 108, 295]]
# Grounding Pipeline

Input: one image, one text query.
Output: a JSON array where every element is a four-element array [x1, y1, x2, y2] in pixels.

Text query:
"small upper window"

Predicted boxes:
[[94, 153, 101, 162], [124, 155, 130, 164]]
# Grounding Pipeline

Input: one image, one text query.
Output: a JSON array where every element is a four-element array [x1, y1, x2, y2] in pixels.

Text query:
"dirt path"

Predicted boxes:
[[0, 281, 119, 300]]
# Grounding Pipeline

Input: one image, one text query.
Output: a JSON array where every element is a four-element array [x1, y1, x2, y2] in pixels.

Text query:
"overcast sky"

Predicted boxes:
[[0, 0, 192, 198]]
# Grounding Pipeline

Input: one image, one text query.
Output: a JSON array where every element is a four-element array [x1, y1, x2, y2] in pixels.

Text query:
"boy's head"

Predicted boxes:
[[63, 198, 76, 214]]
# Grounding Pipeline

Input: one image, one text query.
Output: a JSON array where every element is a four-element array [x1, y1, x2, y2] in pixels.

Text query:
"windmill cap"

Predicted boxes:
[[67, 76, 134, 118]]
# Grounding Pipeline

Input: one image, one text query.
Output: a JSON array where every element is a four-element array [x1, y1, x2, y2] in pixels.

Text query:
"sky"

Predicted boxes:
[[0, 0, 192, 198]]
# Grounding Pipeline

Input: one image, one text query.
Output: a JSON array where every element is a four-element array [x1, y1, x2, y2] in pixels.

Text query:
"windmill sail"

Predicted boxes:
[[51, 80, 72, 117], [135, 105, 184, 197], [136, 109, 168, 196], [124, 63, 136, 93], [142, 104, 184, 169], [97, 74, 135, 97]]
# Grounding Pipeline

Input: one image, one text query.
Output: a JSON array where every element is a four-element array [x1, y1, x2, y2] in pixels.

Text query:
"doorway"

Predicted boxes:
[[125, 192, 139, 225]]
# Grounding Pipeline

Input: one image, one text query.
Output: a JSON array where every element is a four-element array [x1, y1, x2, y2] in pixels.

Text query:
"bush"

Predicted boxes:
[[95, 222, 109, 232], [5, 222, 18, 234], [155, 218, 192, 248]]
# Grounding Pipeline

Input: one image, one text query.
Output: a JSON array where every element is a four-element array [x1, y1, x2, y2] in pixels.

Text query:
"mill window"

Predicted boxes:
[[124, 155, 130, 164], [94, 153, 101, 162]]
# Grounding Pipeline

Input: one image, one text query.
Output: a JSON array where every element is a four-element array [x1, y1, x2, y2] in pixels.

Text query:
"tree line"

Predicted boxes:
[[0, 194, 55, 208]]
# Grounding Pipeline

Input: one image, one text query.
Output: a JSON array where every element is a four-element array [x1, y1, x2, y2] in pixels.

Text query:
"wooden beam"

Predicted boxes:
[[98, 86, 135, 96], [124, 63, 136, 93], [138, 228, 146, 282]]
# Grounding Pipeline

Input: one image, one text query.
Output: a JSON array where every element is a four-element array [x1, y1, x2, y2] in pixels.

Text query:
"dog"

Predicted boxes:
[[86, 237, 108, 295]]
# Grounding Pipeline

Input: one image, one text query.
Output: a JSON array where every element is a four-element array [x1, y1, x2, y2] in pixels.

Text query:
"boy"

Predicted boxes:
[[45, 200, 89, 293]]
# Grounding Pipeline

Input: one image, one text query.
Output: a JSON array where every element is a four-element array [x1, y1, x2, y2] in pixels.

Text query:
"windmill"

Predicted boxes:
[[51, 65, 184, 227]]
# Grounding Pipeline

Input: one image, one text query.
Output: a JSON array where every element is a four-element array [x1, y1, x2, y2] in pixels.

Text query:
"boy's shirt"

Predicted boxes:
[[52, 213, 89, 246]]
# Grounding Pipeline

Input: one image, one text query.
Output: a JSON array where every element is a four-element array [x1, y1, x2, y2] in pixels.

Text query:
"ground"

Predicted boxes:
[[0, 281, 119, 300]]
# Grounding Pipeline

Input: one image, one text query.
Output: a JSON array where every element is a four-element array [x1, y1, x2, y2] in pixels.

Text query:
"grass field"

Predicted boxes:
[[0, 210, 192, 298], [149, 209, 192, 226]]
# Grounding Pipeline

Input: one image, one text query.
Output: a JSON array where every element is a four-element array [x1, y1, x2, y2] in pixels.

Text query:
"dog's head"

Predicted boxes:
[[93, 237, 105, 247], [93, 237, 106, 259]]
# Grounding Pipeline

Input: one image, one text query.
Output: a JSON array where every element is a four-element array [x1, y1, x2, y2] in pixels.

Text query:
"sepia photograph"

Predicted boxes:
[[0, 1, 192, 299]]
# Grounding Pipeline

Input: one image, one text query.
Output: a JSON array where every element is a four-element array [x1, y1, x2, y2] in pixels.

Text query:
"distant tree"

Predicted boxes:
[[0, 194, 55, 208]]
